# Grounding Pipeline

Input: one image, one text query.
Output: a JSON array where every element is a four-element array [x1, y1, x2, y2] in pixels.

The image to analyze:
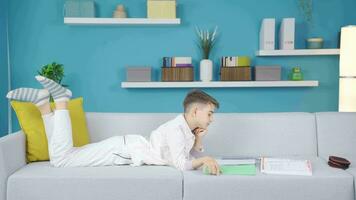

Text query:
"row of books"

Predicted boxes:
[[221, 56, 251, 67], [163, 57, 192, 67]]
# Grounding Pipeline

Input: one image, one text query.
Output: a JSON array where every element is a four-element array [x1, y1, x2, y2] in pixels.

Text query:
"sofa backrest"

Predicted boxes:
[[316, 112, 356, 162], [205, 112, 317, 157], [86, 112, 318, 157]]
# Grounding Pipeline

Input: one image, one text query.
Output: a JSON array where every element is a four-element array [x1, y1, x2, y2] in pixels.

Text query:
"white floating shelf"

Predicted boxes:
[[64, 17, 181, 25], [121, 81, 319, 88], [256, 49, 340, 56]]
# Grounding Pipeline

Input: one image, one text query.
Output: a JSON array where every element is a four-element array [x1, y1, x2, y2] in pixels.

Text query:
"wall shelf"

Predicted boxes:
[[64, 17, 181, 25], [256, 49, 340, 56], [121, 81, 319, 88]]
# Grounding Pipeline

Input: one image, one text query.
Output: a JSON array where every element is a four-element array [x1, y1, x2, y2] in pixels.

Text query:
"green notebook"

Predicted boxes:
[[203, 164, 256, 175]]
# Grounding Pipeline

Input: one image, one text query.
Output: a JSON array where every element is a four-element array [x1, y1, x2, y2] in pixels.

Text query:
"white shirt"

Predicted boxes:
[[148, 114, 196, 170], [127, 114, 204, 170]]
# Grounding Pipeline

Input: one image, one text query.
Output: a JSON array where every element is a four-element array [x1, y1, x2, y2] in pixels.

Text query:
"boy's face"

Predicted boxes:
[[195, 103, 215, 129]]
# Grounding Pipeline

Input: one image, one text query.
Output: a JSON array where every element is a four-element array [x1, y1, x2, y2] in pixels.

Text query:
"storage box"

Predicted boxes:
[[64, 0, 95, 17], [254, 66, 281, 81], [161, 67, 193, 81], [279, 18, 295, 50], [127, 67, 152, 82], [147, 0, 176, 19], [220, 66, 251, 81]]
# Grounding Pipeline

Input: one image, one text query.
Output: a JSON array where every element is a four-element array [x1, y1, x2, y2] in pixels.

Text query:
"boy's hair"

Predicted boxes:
[[183, 89, 219, 112]]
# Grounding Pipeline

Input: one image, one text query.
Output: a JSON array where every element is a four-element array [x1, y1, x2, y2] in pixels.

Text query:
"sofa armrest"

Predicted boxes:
[[0, 131, 26, 200]]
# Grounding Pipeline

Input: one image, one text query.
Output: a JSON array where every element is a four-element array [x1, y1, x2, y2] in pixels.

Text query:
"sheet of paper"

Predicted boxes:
[[260, 157, 312, 176]]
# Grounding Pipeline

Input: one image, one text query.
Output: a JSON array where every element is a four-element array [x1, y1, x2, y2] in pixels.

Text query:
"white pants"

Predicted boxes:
[[42, 110, 135, 167]]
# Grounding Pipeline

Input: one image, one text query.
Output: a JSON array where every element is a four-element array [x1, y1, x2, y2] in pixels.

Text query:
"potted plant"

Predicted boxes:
[[37, 62, 66, 101], [195, 26, 218, 82]]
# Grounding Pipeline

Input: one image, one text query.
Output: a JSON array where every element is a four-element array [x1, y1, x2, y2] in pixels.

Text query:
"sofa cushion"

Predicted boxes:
[[7, 162, 182, 200], [183, 157, 354, 200], [11, 98, 90, 162], [316, 112, 356, 162]]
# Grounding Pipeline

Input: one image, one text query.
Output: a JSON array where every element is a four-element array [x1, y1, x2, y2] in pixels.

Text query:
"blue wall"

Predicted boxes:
[[0, 0, 8, 137], [7, 0, 356, 131]]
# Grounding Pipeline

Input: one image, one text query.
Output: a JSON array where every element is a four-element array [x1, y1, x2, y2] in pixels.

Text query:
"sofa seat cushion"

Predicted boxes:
[[346, 167, 356, 196], [183, 157, 354, 200], [7, 162, 182, 200]]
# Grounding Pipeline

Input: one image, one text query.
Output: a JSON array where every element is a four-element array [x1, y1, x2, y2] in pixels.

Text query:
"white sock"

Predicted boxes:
[[35, 75, 72, 103], [6, 88, 49, 106]]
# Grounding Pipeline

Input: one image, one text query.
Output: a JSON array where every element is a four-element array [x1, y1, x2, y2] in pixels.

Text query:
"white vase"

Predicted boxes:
[[200, 59, 213, 82]]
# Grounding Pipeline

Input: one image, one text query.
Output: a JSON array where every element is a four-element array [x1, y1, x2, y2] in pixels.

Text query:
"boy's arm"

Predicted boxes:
[[192, 156, 220, 175], [192, 128, 206, 152]]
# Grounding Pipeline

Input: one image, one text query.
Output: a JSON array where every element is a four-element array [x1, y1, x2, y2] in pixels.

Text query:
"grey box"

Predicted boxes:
[[64, 0, 95, 17], [126, 67, 152, 82], [255, 66, 281, 81]]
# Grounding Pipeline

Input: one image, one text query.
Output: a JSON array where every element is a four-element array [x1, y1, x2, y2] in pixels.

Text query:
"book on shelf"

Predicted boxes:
[[260, 157, 312, 176], [163, 57, 192, 67], [221, 56, 251, 67]]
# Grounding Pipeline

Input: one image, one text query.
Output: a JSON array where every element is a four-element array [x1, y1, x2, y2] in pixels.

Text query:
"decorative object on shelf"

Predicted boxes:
[[161, 67, 193, 81], [64, 0, 95, 17], [339, 26, 356, 112], [113, 4, 127, 18], [306, 37, 323, 49], [255, 66, 281, 81], [196, 26, 218, 82], [38, 62, 66, 101], [126, 67, 151, 82], [147, 0, 176, 19], [260, 18, 276, 50], [289, 67, 304, 81], [279, 18, 295, 50]]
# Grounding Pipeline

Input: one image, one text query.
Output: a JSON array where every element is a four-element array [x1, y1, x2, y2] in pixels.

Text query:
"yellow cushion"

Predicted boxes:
[[11, 97, 90, 162]]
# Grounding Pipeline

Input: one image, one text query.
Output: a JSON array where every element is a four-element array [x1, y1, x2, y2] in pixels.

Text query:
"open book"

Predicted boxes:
[[260, 157, 312, 176]]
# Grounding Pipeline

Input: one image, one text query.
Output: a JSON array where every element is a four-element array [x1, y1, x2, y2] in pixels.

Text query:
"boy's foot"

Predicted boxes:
[[35, 75, 72, 102], [6, 88, 49, 106]]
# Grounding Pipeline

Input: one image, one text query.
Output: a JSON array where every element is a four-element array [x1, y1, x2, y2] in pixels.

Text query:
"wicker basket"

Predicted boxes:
[[161, 67, 194, 81], [220, 66, 251, 81]]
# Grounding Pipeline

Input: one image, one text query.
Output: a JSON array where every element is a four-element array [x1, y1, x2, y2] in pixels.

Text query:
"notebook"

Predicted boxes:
[[203, 159, 257, 175]]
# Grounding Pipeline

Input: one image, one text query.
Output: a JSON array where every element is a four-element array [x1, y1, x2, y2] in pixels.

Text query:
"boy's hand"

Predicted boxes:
[[193, 128, 208, 138], [202, 156, 220, 176]]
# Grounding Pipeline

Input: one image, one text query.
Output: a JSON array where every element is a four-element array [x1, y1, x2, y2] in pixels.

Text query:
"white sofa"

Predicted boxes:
[[0, 112, 355, 200]]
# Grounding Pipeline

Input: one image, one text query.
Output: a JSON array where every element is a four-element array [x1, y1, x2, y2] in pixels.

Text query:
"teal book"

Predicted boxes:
[[203, 164, 256, 176]]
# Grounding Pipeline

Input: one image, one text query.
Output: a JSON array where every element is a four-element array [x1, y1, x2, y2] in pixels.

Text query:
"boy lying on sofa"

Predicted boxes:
[[6, 76, 221, 175]]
